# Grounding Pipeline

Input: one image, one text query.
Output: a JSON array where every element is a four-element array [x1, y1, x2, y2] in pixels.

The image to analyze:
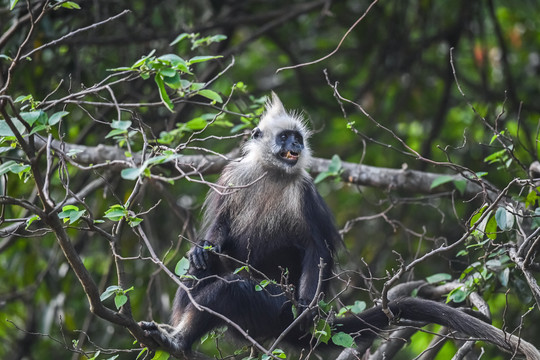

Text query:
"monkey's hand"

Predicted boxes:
[[189, 241, 222, 270], [139, 321, 188, 354], [297, 298, 317, 332]]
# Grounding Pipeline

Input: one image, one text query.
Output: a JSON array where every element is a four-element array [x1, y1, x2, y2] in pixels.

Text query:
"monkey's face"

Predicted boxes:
[[248, 126, 309, 173], [274, 130, 304, 166]]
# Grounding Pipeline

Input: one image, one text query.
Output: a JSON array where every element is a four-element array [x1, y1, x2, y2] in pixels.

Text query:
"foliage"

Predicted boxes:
[[1, 1, 540, 360]]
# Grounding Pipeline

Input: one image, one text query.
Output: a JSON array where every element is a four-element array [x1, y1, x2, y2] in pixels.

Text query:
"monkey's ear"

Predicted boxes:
[[266, 92, 287, 116]]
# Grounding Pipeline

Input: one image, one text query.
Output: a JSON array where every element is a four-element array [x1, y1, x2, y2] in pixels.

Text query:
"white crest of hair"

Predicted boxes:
[[203, 93, 314, 239]]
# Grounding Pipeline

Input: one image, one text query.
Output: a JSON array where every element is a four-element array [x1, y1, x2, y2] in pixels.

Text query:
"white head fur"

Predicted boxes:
[[242, 92, 312, 174]]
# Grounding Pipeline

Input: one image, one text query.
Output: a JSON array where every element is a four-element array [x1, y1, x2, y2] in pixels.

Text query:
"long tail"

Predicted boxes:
[[337, 297, 540, 360]]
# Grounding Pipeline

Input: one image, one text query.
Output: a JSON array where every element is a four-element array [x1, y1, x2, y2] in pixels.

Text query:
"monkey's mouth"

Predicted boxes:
[[279, 151, 299, 164]]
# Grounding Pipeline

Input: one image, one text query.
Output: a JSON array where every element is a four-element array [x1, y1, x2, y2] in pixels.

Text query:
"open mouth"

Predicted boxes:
[[280, 151, 299, 161], [279, 151, 300, 165]]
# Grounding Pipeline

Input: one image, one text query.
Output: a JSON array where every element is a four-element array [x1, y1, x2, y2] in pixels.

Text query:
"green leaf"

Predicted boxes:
[[525, 190, 538, 208], [332, 332, 355, 348], [170, 33, 190, 46], [185, 117, 208, 130], [453, 180, 467, 195], [10, 0, 20, 10], [121, 167, 143, 180], [111, 120, 132, 130], [60, 1, 81, 9], [62, 205, 80, 212], [100, 285, 122, 301], [105, 128, 127, 139], [430, 175, 454, 189], [328, 154, 342, 173], [25, 215, 41, 229], [485, 214, 497, 240], [29, 124, 47, 135], [447, 287, 467, 303], [151, 350, 170, 360], [188, 55, 223, 64], [495, 206, 514, 231], [0, 160, 16, 176], [114, 294, 128, 309], [175, 257, 190, 276], [0, 118, 27, 136], [58, 205, 86, 224], [158, 54, 190, 73], [48, 111, 69, 126], [128, 217, 143, 227], [155, 75, 174, 112], [350, 300, 366, 314], [470, 205, 488, 228], [163, 72, 182, 90], [197, 89, 222, 103], [313, 319, 332, 344], [314, 171, 331, 184], [104, 209, 126, 222], [20, 111, 45, 126], [484, 149, 506, 164], [426, 273, 452, 284]]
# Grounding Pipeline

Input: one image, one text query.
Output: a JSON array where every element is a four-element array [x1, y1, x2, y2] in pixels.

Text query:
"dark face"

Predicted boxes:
[[275, 130, 304, 166]]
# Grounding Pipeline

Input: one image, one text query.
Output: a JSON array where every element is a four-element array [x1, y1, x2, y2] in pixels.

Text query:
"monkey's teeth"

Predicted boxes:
[[286, 151, 298, 160]]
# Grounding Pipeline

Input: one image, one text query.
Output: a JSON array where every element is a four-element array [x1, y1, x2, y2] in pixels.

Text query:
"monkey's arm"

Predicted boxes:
[[297, 184, 339, 307]]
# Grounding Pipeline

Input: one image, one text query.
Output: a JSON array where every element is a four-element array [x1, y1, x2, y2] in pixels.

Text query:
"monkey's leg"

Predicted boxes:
[[151, 275, 293, 353]]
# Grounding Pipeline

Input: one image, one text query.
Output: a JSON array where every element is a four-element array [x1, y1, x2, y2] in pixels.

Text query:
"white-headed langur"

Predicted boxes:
[[140, 94, 540, 359]]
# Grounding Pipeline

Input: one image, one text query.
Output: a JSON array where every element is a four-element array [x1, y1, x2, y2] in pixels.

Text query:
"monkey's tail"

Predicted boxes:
[[337, 297, 540, 360]]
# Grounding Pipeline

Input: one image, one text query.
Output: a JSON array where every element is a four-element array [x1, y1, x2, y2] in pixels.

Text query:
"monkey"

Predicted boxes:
[[140, 93, 540, 359]]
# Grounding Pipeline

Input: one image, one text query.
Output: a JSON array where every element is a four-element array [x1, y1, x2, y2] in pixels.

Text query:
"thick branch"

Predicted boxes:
[[35, 137, 498, 200]]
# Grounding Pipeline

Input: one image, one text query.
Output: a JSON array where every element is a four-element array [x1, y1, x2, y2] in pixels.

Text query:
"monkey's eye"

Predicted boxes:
[[280, 134, 287, 141], [251, 128, 262, 139]]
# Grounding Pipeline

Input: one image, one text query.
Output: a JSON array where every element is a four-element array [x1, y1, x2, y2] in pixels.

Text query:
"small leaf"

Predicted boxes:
[[188, 55, 223, 64], [426, 273, 452, 284], [61, 1, 81, 10], [197, 89, 222, 103], [10, 0, 20, 10], [453, 180, 467, 195], [0, 160, 16, 176], [25, 215, 41, 229], [170, 33, 190, 46], [105, 128, 127, 139], [100, 285, 122, 301], [185, 117, 208, 130], [104, 209, 126, 222], [485, 215, 498, 240], [430, 175, 454, 189], [314, 171, 331, 184], [48, 111, 69, 126], [447, 287, 467, 303], [151, 350, 171, 360], [111, 120, 132, 130], [19, 111, 44, 126], [114, 294, 128, 309], [332, 332, 355, 348], [175, 257, 190, 276], [155, 75, 174, 112], [0, 119, 27, 136], [328, 154, 342, 173], [121, 167, 143, 180], [495, 206, 514, 231]]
